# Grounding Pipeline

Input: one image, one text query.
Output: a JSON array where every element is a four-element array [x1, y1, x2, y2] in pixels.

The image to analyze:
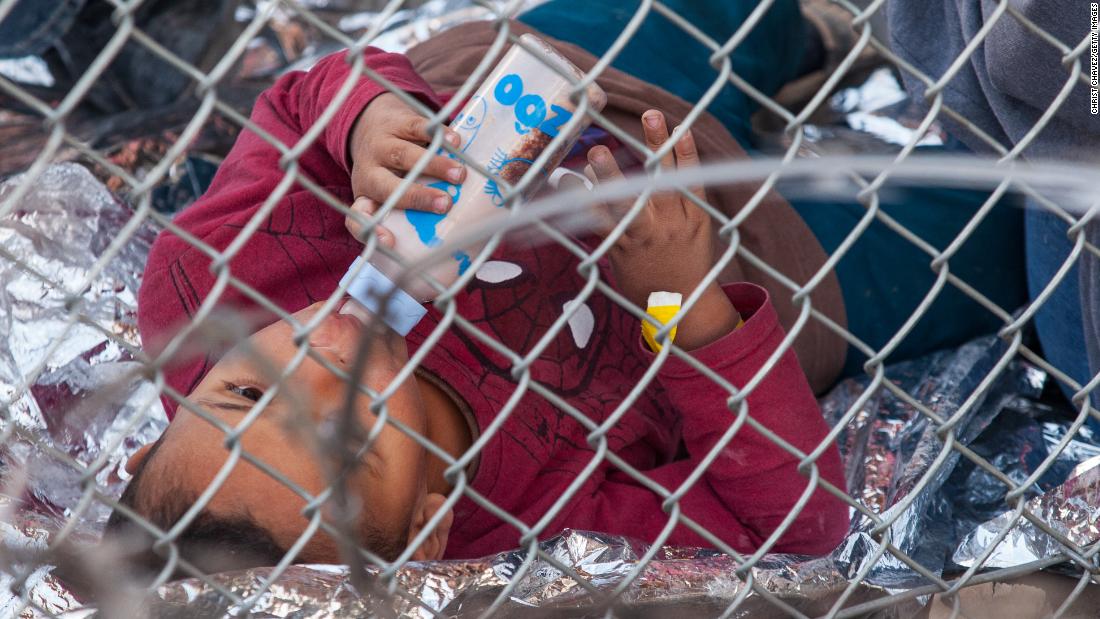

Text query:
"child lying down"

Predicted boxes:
[[105, 31, 849, 576]]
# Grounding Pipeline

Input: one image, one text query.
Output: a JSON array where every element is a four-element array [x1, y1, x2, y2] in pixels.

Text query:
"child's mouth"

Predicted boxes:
[[338, 297, 374, 325]]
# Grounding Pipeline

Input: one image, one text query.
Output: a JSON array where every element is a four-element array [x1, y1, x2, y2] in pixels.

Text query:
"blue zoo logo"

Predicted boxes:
[[493, 73, 573, 136], [428, 177, 460, 203]]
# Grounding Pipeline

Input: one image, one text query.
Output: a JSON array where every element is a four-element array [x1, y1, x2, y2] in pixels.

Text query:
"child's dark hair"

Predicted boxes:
[[102, 439, 286, 582]]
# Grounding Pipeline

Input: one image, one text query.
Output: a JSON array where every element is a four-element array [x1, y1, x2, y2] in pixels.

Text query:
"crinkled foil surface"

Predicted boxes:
[[954, 454, 1100, 570], [0, 163, 168, 617], [3, 3, 1100, 618], [147, 531, 862, 618]]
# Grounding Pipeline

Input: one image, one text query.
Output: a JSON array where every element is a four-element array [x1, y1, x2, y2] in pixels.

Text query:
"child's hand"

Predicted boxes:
[[585, 110, 741, 350], [345, 93, 466, 245]]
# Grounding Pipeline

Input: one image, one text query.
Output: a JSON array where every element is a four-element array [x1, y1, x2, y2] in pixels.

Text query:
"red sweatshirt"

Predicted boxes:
[[138, 48, 849, 558]]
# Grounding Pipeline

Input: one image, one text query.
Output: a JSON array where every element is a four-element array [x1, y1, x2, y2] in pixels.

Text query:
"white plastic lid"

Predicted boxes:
[[339, 256, 427, 336]]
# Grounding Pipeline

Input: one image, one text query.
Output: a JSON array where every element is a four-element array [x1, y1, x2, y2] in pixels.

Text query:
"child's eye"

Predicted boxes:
[[225, 382, 263, 402]]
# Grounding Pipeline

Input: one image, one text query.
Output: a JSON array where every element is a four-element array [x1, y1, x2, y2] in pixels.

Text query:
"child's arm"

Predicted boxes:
[[592, 280, 850, 555], [573, 111, 849, 555], [173, 47, 457, 235], [140, 47, 457, 405]]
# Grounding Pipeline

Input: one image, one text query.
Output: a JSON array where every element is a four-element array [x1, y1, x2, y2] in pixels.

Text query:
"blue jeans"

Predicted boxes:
[[794, 163, 1026, 377], [1027, 207, 1097, 411], [0, 0, 85, 58]]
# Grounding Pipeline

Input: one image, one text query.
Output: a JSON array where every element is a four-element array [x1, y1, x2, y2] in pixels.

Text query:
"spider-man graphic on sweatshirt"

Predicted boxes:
[[137, 48, 849, 559]]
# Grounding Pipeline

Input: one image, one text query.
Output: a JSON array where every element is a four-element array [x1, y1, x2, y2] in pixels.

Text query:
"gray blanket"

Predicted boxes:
[[888, 0, 1098, 161]]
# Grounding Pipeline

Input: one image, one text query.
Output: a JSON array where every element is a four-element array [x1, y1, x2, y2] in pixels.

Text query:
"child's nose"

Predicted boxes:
[[307, 313, 365, 361], [307, 327, 346, 362], [309, 344, 350, 368], [309, 326, 391, 376]]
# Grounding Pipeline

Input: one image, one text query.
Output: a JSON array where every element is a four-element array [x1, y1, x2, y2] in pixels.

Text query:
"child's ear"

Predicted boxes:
[[125, 442, 158, 475], [407, 493, 453, 561]]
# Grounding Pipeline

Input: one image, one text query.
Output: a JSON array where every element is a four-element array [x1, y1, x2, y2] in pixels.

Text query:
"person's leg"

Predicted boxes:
[[1026, 206, 1094, 407], [791, 155, 1028, 376], [1081, 222, 1100, 408], [0, 0, 85, 58], [519, 0, 805, 149]]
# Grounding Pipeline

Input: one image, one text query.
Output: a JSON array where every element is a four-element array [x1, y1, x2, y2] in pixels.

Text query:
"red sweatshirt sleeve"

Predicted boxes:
[[568, 283, 849, 555], [138, 47, 441, 414]]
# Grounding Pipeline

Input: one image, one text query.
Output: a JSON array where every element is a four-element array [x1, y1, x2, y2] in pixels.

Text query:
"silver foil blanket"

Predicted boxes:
[[953, 456, 1100, 570], [3, 164, 1099, 616], [146, 531, 866, 618], [0, 163, 169, 616], [818, 337, 1051, 590]]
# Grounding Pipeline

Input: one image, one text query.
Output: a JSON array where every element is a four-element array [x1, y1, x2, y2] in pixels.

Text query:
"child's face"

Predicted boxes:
[[128, 300, 449, 562]]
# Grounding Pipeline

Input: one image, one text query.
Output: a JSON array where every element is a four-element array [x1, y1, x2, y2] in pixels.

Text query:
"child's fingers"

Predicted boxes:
[[557, 171, 613, 236], [356, 167, 454, 214], [587, 145, 648, 238], [580, 162, 615, 237], [556, 171, 588, 192], [381, 138, 465, 184], [391, 112, 461, 148], [583, 163, 598, 187], [671, 126, 708, 205], [345, 197, 395, 248], [588, 145, 625, 184], [641, 110, 675, 171], [641, 110, 683, 219], [672, 126, 699, 169]]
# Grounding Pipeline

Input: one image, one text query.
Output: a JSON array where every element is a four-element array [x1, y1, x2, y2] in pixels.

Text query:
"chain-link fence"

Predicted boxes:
[[1, 0, 1099, 616]]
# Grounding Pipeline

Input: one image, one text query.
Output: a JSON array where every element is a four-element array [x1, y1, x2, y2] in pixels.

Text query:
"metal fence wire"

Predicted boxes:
[[1, 0, 1099, 616]]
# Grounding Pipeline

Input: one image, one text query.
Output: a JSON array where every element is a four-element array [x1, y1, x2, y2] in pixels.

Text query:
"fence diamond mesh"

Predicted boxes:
[[0, 0, 1099, 617]]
